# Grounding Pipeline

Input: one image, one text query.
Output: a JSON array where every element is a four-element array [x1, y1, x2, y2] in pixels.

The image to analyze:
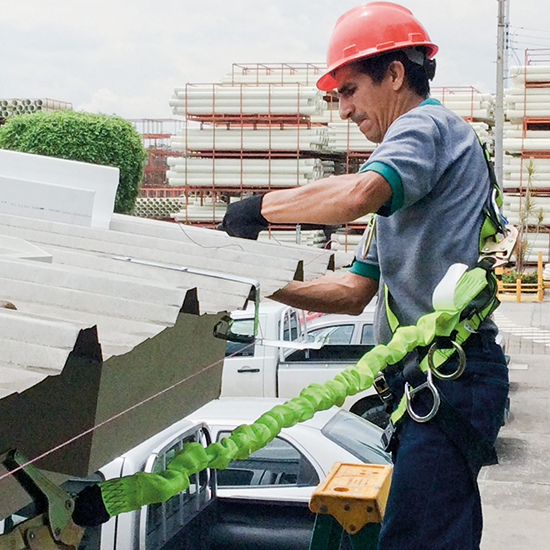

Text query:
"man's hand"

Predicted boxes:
[[220, 194, 268, 240], [73, 484, 111, 527]]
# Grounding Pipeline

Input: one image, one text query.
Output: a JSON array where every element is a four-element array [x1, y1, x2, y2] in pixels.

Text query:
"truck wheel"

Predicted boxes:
[[350, 397, 390, 429]]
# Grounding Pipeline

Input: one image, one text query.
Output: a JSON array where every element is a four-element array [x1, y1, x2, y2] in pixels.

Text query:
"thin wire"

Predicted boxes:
[[510, 25, 550, 36], [177, 222, 245, 252], [511, 33, 550, 42], [0, 341, 255, 485], [509, 39, 550, 48]]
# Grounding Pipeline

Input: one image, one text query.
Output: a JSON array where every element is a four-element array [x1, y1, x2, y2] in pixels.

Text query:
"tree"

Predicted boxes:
[[515, 157, 544, 272], [0, 110, 146, 213]]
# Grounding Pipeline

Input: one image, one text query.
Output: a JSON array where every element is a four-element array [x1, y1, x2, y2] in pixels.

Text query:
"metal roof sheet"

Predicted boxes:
[[0, 210, 335, 517]]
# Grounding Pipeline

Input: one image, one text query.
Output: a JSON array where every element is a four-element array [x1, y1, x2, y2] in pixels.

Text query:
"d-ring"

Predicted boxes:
[[428, 340, 466, 380], [405, 369, 441, 423]]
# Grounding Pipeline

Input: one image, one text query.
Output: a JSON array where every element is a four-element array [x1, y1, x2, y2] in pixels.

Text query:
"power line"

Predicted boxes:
[[510, 25, 550, 36], [512, 33, 550, 42], [509, 39, 550, 49]]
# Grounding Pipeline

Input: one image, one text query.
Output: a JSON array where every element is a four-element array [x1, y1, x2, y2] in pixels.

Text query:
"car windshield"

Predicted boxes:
[[321, 411, 392, 465]]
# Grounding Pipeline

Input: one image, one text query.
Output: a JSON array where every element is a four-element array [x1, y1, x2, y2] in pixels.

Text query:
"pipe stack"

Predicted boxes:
[[257, 229, 327, 248], [170, 85, 328, 117], [132, 197, 186, 219], [221, 64, 325, 87], [172, 196, 227, 223], [506, 66, 550, 122], [517, 232, 550, 264], [431, 88, 494, 122], [0, 98, 72, 119], [167, 157, 333, 188], [503, 155, 550, 190], [326, 122, 378, 152], [502, 194, 550, 225], [170, 125, 329, 152]]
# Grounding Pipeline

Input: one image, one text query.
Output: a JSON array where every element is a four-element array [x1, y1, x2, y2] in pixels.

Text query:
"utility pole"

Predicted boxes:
[[495, 0, 509, 191]]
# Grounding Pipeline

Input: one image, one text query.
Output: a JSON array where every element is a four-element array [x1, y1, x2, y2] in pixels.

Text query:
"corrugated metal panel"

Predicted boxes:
[[0, 210, 334, 515]]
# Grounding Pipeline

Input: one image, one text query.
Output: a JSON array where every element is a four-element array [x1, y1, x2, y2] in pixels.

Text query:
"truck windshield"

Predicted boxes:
[[321, 411, 392, 465]]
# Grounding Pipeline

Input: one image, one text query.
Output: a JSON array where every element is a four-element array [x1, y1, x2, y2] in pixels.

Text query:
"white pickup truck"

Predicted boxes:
[[221, 301, 387, 426]]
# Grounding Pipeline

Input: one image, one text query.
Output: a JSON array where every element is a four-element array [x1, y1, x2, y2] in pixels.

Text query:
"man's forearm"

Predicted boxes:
[[269, 271, 379, 315], [261, 171, 392, 225]]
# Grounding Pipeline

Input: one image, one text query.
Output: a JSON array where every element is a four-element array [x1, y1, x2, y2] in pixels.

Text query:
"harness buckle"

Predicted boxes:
[[428, 339, 467, 380], [479, 224, 518, 268], [373, 373, 394, 406], [405, 369, 441, 423]]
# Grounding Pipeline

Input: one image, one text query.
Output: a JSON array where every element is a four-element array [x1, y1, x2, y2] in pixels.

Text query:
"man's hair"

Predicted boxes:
[[352, 47, 436, 98]]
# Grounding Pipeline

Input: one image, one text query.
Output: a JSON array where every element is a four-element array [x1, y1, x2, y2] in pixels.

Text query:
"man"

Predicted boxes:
[[222, 3, 509, 549]]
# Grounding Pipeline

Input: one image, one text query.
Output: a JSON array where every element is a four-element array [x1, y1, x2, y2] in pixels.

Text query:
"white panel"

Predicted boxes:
[[0, 149, 119, 229], [0, 175, 95, 226]]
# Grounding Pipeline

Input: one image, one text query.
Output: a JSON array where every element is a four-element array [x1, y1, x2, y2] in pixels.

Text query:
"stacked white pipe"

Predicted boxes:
[[517, 232, 550, 264], [221, 64, 326, 87], [326, 121, 378, 152], [506, 66, 550, 123], [502, 120, 550, 154], [170, 85, 328, 117], [430, 89, 494, 122], [333, 230, 363, 253], [502, 194, 550, 225], [543, 263, 550, 282], [258, 229, 327, 248], [503, 155, 550, 190], [166, 157, 333, 188], [469, 122, 493, 151], [0, 98, 72, 119], [172, 196, 227, 223], [132, 197, 186, 219], [171, 125, 328, 152]]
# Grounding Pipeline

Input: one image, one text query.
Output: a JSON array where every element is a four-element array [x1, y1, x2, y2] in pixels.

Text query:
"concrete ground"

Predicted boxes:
[[480, 300, 550, 549]]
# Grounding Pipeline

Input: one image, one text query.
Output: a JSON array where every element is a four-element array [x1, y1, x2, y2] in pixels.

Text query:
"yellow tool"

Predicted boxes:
[[0, 450, 84, 550], [308, 462, 392, 550]]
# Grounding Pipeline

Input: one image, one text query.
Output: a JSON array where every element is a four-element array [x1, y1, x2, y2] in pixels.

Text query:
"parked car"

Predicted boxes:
[[1, 398, 390, 550], [186, 397, 391, 501], [221, 301, 384, 424], [304, 308, 376, 346]]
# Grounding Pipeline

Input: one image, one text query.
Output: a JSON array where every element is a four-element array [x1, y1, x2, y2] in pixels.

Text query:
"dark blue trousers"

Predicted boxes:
[[377, 334, 509, 550]]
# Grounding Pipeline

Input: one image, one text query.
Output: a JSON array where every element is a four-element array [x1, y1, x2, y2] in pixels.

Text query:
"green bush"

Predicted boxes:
[[501, 269, 538, 284], [0, 111, 146, 213]]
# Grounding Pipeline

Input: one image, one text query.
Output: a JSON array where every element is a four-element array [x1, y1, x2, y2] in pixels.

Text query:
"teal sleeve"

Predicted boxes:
[[359, 161, 404, 216], [349, 260, 380, 280]]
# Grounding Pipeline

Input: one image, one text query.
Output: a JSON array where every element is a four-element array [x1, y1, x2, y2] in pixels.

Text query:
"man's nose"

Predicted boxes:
[[339, 96, 353, 120]]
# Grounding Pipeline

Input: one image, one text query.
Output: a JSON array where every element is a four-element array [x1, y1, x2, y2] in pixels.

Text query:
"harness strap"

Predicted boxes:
[[389, 265, 499, 426]]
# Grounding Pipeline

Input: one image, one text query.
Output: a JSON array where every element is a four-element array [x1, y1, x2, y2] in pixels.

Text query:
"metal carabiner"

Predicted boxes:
[[405, 369, 441, 423], [360, 214, 376, 259], [428, 340, 467, 380]]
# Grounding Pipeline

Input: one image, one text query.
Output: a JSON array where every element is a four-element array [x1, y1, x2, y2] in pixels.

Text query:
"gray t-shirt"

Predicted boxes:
[[349, 98, 496, 344]]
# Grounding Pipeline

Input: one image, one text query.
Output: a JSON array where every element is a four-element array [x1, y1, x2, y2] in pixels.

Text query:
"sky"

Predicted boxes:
[[1, 0, 549, 120]]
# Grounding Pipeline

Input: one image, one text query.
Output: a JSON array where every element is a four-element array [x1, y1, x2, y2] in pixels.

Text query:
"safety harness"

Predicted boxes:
[[372, 140, 517, 475]]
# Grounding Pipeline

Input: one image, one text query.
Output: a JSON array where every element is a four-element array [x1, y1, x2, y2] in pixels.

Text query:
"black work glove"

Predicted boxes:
[[72, 484, 111, 527], [220, 194, 268, 240]]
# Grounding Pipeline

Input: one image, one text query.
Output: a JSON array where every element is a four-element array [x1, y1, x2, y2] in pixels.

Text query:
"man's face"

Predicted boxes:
[[334, 64, 394, 144]]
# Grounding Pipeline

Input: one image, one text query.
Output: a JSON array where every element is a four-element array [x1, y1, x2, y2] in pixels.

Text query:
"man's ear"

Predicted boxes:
[[387, 60, 406, 91]]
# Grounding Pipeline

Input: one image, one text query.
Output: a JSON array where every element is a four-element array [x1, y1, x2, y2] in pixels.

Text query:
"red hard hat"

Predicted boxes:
[[317, 2, 438, 91]]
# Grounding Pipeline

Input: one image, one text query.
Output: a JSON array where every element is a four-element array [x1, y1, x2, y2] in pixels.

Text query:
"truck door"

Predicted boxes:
[[221, 315, 267, 397]]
